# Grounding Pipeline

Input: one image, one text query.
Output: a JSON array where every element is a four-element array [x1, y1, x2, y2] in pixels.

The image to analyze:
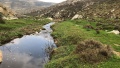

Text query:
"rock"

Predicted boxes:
[[72, 14, 83, 20], [2, 16, 18, 20], [47, 17, 53, 21], [113, 51, 120, 57], [0, 3, 17, 20], [0, 50, 3, 63], [55, 12, 60, 18], [108, 30, 120, 35], [111, 9, 115, 12]]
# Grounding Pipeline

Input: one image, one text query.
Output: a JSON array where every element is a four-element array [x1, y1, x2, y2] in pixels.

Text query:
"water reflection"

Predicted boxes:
[[0, 22, 56, 68]]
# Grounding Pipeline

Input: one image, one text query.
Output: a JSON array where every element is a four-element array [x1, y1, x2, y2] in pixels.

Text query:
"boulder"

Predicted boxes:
[[71, 14, 83, 20], [47, 17, 53, 21]]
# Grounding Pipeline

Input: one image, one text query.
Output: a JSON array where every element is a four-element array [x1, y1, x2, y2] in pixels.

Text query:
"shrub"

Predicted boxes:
[[114, 25, 120, 32], [75, 40, 113, 64], [0, 13, 5, 24], [83, 24, 94, 31], [0, 18, 5, 24]]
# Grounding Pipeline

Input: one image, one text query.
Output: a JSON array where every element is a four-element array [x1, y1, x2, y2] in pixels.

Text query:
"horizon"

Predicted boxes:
[[37, 0, 66, 3]]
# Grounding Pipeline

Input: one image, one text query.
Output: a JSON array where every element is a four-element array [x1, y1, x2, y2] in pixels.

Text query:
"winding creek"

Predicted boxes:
[[0, 22, 56, 68]]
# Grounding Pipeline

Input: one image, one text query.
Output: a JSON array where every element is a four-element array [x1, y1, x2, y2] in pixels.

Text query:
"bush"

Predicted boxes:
[[0, 19, 5, 24], [114, 25, 120, 32], [75, 40, 113, 64], [83, 24, 94, 30]]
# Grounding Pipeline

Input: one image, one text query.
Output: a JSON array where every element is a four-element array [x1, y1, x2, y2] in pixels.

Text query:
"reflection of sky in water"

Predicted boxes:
[[0, 22, 56, 68]]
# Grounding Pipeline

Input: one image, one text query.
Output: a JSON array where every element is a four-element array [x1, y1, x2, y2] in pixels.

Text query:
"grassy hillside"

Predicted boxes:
[[45, 19, 120, 68], [44, 0, 120, 67]]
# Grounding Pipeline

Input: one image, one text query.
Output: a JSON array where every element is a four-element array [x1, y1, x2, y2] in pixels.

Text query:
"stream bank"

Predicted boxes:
[[0, 19, 50, 45]]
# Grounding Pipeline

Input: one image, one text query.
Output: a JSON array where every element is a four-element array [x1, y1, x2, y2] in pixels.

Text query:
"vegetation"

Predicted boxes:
[[46, 19, 120, 68], [75, 40, 113, 64], [0, 18, 50, 45], [0, 13, 5, 24]]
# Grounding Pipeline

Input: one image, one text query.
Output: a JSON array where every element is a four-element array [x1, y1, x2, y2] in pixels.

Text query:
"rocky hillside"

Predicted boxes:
[[78, 0, 120, 19], [26, 0, 120, 21], [0, 0, 55, 14], [0, 3, 15, 17]]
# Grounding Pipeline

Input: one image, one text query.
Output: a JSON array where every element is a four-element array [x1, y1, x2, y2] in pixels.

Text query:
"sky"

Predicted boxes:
[[38, 0, 66, 3]]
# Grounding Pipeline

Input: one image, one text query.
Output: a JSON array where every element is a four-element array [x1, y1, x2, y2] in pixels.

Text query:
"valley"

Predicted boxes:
[[0, 0, 120, 68]]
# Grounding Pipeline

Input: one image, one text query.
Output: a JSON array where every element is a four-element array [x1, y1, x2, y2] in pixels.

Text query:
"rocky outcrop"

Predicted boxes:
[[78, 0, 120, 19], [0, 3, 17, 20]]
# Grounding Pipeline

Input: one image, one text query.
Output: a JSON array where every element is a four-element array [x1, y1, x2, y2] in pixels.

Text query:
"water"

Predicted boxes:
[[0, 22, 56, 68]]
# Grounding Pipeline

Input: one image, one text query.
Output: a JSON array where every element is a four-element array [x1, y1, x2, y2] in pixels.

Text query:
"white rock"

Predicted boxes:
[[47, 17, 53, 21], [72, 14, 83, 20], [108, 30, 120, 35], [2, 16, 18, 20]]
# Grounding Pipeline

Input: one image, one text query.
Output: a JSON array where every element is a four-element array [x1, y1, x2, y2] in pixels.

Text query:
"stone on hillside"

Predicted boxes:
[[72, 14, 83, 20], [55, 12, 60, 18], [47, 17, 53, 21], [2, 16, 18, 20], [111, 9, 115, 12]]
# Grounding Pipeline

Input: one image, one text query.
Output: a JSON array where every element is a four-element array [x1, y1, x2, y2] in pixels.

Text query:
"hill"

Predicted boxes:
[[26, 0, 120, 21], [0, 0, 55, 14]]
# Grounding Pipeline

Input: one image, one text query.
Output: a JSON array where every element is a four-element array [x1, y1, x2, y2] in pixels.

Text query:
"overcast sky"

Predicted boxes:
[[38, 0, 66, 3]]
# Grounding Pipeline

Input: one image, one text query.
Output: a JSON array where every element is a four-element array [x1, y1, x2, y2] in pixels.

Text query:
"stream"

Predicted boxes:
[[0, 22, 56, 68]]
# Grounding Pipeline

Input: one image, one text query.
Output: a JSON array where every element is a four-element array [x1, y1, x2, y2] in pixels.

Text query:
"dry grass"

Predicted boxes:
[[75, 39, 113, 64]]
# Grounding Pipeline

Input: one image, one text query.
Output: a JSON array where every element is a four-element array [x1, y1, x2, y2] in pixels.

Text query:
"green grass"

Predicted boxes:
[[46, 19, 120, 68], [0, 18, 50, 45]]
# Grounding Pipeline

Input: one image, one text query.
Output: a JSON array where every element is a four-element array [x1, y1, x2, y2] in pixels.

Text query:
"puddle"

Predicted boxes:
[[0, 22, 56, 68]]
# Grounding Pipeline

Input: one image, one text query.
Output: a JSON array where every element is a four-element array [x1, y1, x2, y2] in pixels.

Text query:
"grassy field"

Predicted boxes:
[[46, 19, 120, 68], [0, 18, 50, 45]]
